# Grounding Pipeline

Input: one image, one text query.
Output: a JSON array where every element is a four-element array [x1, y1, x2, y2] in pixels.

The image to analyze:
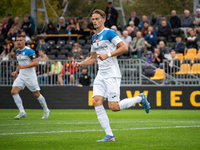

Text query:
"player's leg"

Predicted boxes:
[[70, 74, 74, 84], [32, 91, 50, 119], [58, 74, 64, 85], [11, 76, 27, 119]]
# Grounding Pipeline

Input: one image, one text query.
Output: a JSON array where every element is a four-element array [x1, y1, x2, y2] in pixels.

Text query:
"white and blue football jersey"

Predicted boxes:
[[91, 28, 122, 78], [16, 46, 37, 79]]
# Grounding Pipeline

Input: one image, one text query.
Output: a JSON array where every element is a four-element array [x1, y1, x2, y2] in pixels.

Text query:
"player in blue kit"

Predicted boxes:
[[11, 34, 50, 120], [74, 9, 150, 142]]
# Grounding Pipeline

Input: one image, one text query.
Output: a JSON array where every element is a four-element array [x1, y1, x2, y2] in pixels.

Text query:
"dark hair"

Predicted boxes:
[[143, 21, 149, 24], [17, 34, 25, 38], [170, 49, 176, 53], [70, 18, 76, 25], [92, 9, 106, 19], [4, 44, 11, 55]]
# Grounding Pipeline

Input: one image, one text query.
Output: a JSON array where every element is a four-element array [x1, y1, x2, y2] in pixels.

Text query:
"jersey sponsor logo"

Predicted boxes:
[[18, 54, 23, 56], [94, 45, 108, 51], [95, 39, 100, 43]]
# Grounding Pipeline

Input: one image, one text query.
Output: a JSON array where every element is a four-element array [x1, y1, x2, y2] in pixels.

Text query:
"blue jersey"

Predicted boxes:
[[16, 46, 37, 79], [91, 28, 122, 78]]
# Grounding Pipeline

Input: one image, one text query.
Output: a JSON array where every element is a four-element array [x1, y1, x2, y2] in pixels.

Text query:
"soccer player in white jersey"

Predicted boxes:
[[11, 34, 50, 120], [74, 9, 150, 142]]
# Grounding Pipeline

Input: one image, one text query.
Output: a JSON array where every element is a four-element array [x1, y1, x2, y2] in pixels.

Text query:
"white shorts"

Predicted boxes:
[[92, 75, 121, 102], [13, 76, 40, 92]]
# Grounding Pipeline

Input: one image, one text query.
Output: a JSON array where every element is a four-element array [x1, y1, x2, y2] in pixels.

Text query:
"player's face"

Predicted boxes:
[[16, 37, 25, 48], [92, 14, 105, 29]]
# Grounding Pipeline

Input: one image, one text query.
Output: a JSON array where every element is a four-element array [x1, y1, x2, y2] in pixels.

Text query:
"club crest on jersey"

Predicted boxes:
[[18, 54, 22, 56], [23, 52, 25, 55]]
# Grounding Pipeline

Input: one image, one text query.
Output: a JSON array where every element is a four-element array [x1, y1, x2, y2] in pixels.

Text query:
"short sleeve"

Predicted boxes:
[[108, 30, 122, 46], [28, 49, 37, 60], [91, 45, 96, 52]]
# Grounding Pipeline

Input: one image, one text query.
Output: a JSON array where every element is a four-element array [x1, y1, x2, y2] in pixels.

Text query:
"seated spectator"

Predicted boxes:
[[4, 14, 14, 38], [193, 8, 200, 35], [25, 11, 36, 33], [0, 44, 11, 63], [77, 17, 88, 30], [35, 37, 48, 55], [8, 27, 17, 41], [126, 26, 136, 39], [29, 36, 37, 51], [5, 37, 13, 48], [171, 35, 185, 54], [150, 13, 160, 32], [130, 31, 145, 58], [12, 41, 19, 51], [105, 2, 118, 28], [57, 16, 68, 33], [138, 15, 148, 31], [127, 11, 140, 27], [20, 16, 32, 37], [67, 18, 77, 33], [58, 53, 77, 85], [180, 10, 193, 38], [121, 30, 132, 48], [72, 43, 84, 59], [111, 25, 122, 38], [37, 50, 50, 85], [2, 17, 9, 37], [9, 49, 17, 71], [49, 60, 63, 84], [164, 49, 179, 74], [152, 48, 165, 68], [144, 26, 157, 52], [141, 21, 149, 37], [159, 15, 172, 29], [145, 51, 153, 68], [128, 21, 139, 34], [87, 17, 96, 34], [157, 21, 171, 42], [21, 31, 31, 42], [7, 17, 21, 36], [44, 22, 58, 34], [77, 66, 91, 87], [159, 41, 169, 56], [186, 30, 198, 50], [170, 10, 181, 32]]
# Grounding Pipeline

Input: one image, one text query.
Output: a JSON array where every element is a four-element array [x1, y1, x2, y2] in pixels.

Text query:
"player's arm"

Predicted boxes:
[[74, 52, 97, 68], [97, 41, 128, 61], [18, 58, 38, 69]]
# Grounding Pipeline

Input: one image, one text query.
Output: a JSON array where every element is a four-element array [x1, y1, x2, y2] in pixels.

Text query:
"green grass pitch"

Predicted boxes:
[[0, 109, 200, 150]]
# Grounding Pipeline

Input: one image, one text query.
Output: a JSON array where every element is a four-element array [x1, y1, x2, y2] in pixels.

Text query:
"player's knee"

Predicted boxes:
[[33, 91, 40, 98], [109, 105, 120, 112], [11, 89, 18, 95], [93, 99, 101, 107]]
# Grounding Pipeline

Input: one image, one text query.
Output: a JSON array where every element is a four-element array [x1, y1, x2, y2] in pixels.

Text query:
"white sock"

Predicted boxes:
[[12, 94, 25, 113], [37, 94, 48, 111], [95, 105, 113, 136], [119, 96, 142, 110]]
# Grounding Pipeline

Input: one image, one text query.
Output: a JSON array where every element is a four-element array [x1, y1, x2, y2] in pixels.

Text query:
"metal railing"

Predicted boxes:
[[1, 59, 200, 87]]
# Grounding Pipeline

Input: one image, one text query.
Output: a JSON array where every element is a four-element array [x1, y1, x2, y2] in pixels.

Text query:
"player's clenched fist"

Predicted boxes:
[[97, 53, 108, 61], [11, 71, 17, 78], [17, 63, 25, 69], [74, 62, 81, 68]]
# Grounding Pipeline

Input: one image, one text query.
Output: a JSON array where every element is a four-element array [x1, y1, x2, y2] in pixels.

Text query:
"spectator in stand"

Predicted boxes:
[[77, 17, 88, 30], [164, 49, 178, 74], [21, 31, 31, 42], [87, 17, 96, 34], [25, 11, 36, 33], [159, 41, 169, 56], [9, 49, 17, 72], [13, 41, 19, 51], [0, 44, 11, 63], [5, 37, 13, 48], [141, 21, 149, 37], [111, 25, 122, 38], [35, 37, 48, 55], [150, 13, 160, 32], [144, 26, 157, 52], [121, 30, 132, 48], [7, 17, 21, 36], [128, 21, 139, 34], [57, 16, 68, 33], [0, 22, 3, 31], [157, 21, 171, 42], [145, 51, 153, 68], [105, 1, 118, 28], [193, 8, 200, 35], [127, 11, 140, 27], [126, 26, 136, 39], [186, 30, 198, 50], [20, 16, 32, 37], [170, 10, 181, 32], [130, 31, 145, 58], [171, 35, 185, 54], [49, 60, 63, 84], [45, 22, 58, 34], [2, 17, 9, 37], [180, 10, 193, 38], [138, 15, 148, 31], [5, 14, 14, 37], [152, 48, 165, 68], [77, 66, 91, 87], [29, 36, 37, 51], [67, 18, 77, 33], [72, 43, 84, 59], [159, 15, 172, 29], [8, 27, 17, 41], [58, 53, 77, 85]]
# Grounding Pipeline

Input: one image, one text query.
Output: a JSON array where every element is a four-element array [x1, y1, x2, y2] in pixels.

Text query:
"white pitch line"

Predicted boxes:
[[0, 125, 199, 136]]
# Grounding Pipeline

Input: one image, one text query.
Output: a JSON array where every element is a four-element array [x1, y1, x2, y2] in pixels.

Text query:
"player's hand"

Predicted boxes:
[[11, 71, 17, 78], [74, 62, 81, 68], [97, 53, 108, 61], [17, 63, 25, 69]]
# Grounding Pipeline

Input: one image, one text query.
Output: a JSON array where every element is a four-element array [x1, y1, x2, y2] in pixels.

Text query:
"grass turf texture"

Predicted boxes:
[[0, 109, 200, 150]]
